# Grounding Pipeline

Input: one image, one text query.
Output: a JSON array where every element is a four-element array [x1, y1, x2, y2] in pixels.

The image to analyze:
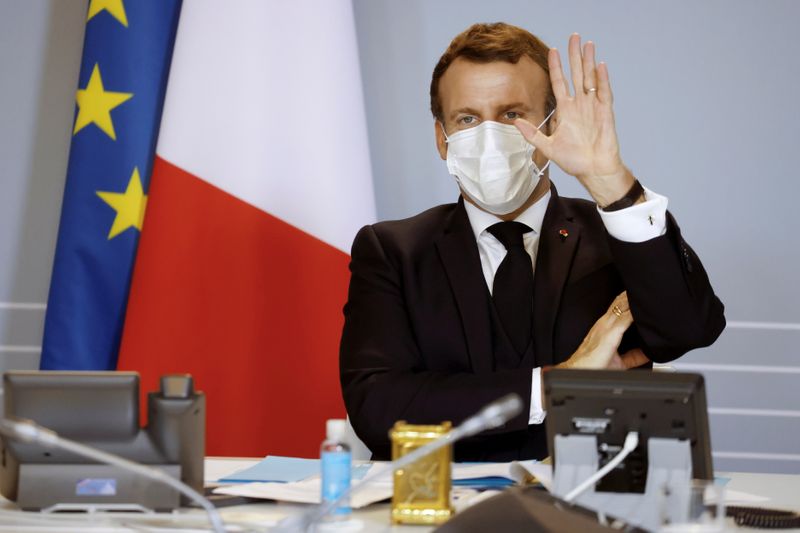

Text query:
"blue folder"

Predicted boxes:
[[219, 456, 372, 483]]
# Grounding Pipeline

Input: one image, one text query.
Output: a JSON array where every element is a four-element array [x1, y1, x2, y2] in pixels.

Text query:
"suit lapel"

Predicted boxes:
[[533, 186, 581, 366], [435, 199, 494, 374]]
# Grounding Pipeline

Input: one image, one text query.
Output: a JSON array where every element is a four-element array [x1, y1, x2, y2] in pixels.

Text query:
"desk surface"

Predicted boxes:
[[723, 471, 800, 514], [213, 471, 800, 532], [0, 458, 798, 532]]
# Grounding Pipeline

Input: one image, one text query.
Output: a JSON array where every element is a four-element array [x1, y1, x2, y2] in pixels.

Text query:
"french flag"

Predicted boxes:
[[118, 0, 375, 458]]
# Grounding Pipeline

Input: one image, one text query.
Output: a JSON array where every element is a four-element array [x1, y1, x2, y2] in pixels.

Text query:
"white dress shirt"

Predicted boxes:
[[463, 187, 669, 424]]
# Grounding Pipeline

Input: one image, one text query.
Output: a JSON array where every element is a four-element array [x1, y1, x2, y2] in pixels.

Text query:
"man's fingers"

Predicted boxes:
[[606, 291, 632, 323], [613, 290, 629, 305], [548, 48, 570, 100], [599, 291, 633, 346], [582, 41, 598, 94], [514, 118, 553, 157], [568, 290, 635, 370], [567, 33, 585, 98], [620, 348, 651, 369], [591, 314, 631, 354], [597, 62, 613, 105], [587, 292, 631, 339], [609, 291, 629, 312]]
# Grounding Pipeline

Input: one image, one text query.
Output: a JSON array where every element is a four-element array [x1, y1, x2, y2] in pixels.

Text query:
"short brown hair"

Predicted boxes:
[[430, 22, 555, 122]]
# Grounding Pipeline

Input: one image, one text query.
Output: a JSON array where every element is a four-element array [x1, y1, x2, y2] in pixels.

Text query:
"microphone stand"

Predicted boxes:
[[275, 393, 523, 532]]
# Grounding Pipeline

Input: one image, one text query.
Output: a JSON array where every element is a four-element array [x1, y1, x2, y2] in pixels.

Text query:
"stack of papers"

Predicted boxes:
[[212, 457, 770, 513], [215, 477, 393, 509], [214, 456, 391, 508], [212, 456, 552, 508]]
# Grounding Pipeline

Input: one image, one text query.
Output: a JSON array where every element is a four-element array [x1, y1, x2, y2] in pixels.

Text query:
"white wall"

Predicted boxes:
[[0, 1, 85, 372]]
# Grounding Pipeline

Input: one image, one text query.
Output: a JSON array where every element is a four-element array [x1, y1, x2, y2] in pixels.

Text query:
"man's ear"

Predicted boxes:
[[434, 120, 448, 160]]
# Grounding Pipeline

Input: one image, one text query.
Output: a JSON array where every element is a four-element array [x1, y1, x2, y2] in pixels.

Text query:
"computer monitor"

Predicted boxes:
[[544, 369, 712, 494]]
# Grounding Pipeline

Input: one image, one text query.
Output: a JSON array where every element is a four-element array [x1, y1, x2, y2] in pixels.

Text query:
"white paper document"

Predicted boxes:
[[213, 460, 552, 508], [213, 477, 393, 509]]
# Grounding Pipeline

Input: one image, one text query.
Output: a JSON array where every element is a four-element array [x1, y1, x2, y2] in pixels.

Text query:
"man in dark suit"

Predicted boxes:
[[340, 23, 725, 461]]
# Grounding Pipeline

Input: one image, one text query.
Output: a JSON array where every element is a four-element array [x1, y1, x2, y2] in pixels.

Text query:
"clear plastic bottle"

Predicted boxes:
[[320, 419, 351, 521]]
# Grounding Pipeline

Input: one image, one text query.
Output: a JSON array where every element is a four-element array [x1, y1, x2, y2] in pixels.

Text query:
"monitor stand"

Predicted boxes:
[[553, 435, 695, 531]]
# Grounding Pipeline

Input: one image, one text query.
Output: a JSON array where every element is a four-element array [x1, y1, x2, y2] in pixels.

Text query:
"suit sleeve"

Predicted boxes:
[[340, 225, 532, 457], [609, 213, 726, 363]]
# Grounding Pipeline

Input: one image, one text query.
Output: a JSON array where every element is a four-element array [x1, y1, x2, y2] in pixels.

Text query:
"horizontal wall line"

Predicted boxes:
[[726, 320, 800, 331], [674, 363, 800, 374], [709, 407, 800, 418], [0, 302, 47, 310], [0, 345, 41, 354], [0, 311, 795, 328], [714, 451, 800, 462]]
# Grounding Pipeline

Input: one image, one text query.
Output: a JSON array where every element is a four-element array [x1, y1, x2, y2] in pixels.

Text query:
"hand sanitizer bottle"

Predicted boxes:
[[321, 419, 351, 521]]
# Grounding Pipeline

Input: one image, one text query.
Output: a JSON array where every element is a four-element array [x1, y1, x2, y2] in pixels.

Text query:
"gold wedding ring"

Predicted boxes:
[[612, 305, 625, 317], [587, 87, 597, 93]]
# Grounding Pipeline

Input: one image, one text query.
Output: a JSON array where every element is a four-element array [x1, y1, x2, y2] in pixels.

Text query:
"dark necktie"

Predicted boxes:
[[487, 221, 534, 355]]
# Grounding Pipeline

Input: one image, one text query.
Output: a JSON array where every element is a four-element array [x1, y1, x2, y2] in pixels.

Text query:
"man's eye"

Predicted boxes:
[[460, 116, 475, 125], [505, 111, 519, 120]]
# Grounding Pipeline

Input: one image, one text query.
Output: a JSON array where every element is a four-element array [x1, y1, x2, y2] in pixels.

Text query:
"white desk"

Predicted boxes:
[[0, 458, 797, 532], [214, 474, 800, 533], [722, 471, 800, 529]]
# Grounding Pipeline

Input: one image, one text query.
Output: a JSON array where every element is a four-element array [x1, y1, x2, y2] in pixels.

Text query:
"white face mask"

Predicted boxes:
[[442, 110, 554, 215]]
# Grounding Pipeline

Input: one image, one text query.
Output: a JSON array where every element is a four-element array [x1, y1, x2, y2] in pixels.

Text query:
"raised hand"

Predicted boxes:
[[558, 291, 650, 370], [514, 34, 635, 207]]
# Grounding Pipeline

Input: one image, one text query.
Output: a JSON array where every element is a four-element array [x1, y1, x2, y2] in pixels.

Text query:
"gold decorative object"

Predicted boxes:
[[389, 421, 454, 525]]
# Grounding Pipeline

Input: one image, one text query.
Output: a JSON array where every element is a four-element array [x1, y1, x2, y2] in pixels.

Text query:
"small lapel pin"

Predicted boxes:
[[558, 228, 569, 241]]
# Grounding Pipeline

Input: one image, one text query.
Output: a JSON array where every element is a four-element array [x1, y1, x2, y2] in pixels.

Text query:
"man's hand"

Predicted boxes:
[[514, 34, 635, 207], [558, 291, 650, 370]]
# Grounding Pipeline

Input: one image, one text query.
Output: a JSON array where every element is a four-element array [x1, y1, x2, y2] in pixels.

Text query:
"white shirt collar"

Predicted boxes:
[[463, 189, 552, 241]]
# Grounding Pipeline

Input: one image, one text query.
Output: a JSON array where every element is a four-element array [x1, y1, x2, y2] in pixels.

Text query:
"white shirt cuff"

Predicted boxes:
[[529, 367, 546, 425], [598, 187, 668, 243]]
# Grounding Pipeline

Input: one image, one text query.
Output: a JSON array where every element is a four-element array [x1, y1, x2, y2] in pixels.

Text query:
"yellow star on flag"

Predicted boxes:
[[74, 63, 133, 140], [87, 0, 128, 27], [97, 168, 148, 239]]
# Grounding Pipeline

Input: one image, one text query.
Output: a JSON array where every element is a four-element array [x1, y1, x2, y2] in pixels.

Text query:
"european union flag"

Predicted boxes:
[[41, 0, 182, 370]]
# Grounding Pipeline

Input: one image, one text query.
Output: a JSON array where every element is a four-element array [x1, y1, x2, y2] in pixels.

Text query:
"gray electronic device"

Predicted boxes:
[[544, 369, 713, 531], [0, 371, 205, 512]]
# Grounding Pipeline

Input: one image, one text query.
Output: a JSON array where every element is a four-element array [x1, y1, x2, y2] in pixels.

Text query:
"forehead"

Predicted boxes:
[[438, 55, 549, 116]]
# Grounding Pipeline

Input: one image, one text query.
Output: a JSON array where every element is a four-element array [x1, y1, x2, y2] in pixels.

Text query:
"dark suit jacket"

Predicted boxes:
[[339, 188, 725, 461]]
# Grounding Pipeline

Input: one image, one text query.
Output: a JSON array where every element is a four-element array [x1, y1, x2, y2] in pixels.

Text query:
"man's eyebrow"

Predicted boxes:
[[449, 107, 481, 119], [497, 102, 533, 112], [448, 103, 535, 120]]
